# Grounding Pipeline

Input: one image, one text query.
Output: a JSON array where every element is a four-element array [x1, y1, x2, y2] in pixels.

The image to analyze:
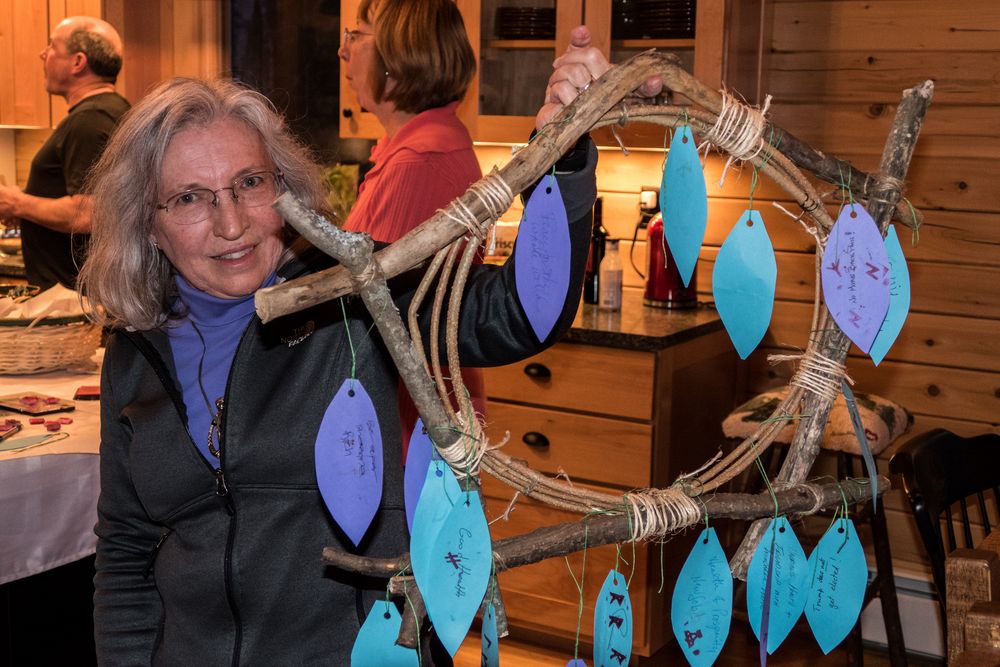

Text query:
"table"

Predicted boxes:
[[0, 355, 102, 585]]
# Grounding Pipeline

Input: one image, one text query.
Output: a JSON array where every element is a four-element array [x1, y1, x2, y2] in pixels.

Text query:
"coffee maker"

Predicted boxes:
[[631, 187, 697, 309]]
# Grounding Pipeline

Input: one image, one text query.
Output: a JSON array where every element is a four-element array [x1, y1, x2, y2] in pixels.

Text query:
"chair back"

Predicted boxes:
[[889, 428, 1000, 615]]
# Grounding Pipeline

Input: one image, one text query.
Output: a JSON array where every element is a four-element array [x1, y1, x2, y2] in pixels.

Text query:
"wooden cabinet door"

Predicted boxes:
[[0, 0, 50, 128]]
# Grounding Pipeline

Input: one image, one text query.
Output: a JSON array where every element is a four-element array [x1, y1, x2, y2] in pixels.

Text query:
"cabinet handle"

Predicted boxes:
[[523, 362, 551, 380], [522, 431, 549, 448], [342, 108, 353, 118]]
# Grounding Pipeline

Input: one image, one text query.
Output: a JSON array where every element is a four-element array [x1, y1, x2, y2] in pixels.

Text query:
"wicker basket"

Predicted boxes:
[[0, 315, 101, 375]]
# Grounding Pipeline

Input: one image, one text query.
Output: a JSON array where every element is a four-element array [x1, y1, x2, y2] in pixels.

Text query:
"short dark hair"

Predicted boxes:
[[66, 28, 122, 82], [359, 0, 475, 114]]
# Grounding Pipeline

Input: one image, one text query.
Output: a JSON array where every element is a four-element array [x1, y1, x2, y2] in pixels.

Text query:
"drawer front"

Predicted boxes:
[[481, 479, 660, 656], [485, 344, 655, 420], [484, 402, 652, 488]]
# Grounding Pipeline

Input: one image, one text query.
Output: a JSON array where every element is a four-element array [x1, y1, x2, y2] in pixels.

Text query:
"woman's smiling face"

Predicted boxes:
[[151, 118, 285, 299]]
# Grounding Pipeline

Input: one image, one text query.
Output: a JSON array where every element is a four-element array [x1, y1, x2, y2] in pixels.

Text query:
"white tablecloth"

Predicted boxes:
[[0, 355, 102, 585]]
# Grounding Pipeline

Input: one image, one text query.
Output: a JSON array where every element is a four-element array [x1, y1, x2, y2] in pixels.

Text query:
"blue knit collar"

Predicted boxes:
[[175, 273, 277, 327]]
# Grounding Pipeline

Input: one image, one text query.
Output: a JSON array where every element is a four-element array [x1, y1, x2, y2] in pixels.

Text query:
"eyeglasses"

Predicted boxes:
[[156, 171, 284, 226], [342, 27, 373, 47]]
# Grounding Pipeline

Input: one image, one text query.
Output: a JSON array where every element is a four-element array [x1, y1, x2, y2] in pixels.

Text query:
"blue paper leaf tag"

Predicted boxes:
[[712, 210, 778, 359], [314, 379, 383, 546], [411, 461, 462, 595], [514, 175, 571, 342], [869, 225, 911, 365], [747, 518, 808, 654], [841, 380, 880, 511], [593, 569, 633, 667], [805, 518, 870, 654], [821, 204, 891, 353], [661, 125, 708, 287], [671, 528, 733, 666], [482, 601, 500, 667], [350, 601, 420, 666], [422, 493, 493, 656], [566, 660, 588, 667], [404, 418, 436, 533]]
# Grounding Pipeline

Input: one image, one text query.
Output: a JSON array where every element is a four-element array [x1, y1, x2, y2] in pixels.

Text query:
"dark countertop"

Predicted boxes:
[[564, 288, 723, 351]]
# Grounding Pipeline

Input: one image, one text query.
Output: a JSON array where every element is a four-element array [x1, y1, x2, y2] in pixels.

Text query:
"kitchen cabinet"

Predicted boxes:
[[339, 0, 765, 145], [481, 295, 738, 661], [0, 0, 50, 128]]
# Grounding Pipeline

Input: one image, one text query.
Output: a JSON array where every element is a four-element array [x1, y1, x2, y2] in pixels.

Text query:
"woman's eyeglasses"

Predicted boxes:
[[342, 28, 373, 47], [156, 171, 283, 226]]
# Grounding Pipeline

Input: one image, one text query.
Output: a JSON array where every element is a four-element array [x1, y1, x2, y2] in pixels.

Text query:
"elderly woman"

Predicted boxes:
[[340, 0, 484, 451], [79, 35, 609, 664]]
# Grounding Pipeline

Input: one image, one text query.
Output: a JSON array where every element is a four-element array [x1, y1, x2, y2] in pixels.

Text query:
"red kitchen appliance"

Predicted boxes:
[[643, 211, 697, 308]]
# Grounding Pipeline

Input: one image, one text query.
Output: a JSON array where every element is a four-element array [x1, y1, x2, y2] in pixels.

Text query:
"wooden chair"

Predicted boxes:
[[888, 428, 1000, 657], [724, 387, 912, 666]]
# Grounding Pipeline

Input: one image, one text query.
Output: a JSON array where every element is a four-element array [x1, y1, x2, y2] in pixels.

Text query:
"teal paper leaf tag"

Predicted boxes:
[[841, 380, 879, 511], [747, 517, 808, 654], [314, 379, 382, 546], [869, 225, 911, 365], [593, 569, 633, 667], [804, 519, 870, 654], [423, 493, 493, 656], [411, 461, 461, 596], [660, 125, 708, 287], [482, 602, 500, 667], [820, 204, 891, 354], [712, 210, 778, 359], [350, 601, 420, 666], [671, 527, 733, 666], [514, 175, 571, 342]]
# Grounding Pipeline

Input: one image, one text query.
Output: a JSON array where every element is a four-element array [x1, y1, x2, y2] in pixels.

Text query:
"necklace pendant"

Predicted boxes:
[[207, 397, 224, 459]]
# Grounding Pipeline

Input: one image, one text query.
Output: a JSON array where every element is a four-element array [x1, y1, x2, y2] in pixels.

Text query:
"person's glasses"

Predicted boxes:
[[156, 171, 284, 226], [342, 27, 373, 47]]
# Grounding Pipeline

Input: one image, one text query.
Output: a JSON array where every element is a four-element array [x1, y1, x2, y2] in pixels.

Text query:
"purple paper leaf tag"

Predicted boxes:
[[821, 204, 891, 353], [869, 225, 911, 365], [805, 518, 869, 654], [350, 601, 419, 666], [314, 379, 382, 547], [593, 570, 633, 667], [514, 175, 571, 342], [411, 461, 461, 598], [671, 527, 733, 666], [712, 210, 778, 359], [747, 518, 808, 655], [566, 660, 588, 667], [404, 418, 436, 533], [661, 125, 708, 287], [422, 493, 492, 656], [482, 601, 500, 667]]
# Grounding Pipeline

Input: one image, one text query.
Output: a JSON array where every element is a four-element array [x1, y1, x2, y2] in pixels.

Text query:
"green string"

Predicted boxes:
[[748, 126, 779, 213], [754, 456, 780, 518], [338, 297, 357, 382], [563, 524, 589, 660], [902, 197, 921, 246]]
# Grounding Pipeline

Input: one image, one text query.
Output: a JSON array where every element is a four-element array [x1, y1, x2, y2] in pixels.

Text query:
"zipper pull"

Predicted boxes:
[[143, 528, 172, 579], [215, 468, 235, 515]]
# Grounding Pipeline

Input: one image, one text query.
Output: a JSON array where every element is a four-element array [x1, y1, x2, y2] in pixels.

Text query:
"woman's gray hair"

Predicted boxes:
[[79, 77, 327, 331]]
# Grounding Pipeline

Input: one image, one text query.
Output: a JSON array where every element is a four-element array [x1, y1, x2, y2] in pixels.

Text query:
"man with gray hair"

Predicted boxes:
[[0, 16, 129, 289]]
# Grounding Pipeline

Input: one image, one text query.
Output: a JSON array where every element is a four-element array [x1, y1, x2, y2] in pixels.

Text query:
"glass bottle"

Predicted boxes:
[[599, 239, 623, 311], [583, 197, 607, 305]]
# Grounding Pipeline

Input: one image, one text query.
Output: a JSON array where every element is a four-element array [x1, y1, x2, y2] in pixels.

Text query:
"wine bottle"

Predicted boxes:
[[583, 197, 607, 305]]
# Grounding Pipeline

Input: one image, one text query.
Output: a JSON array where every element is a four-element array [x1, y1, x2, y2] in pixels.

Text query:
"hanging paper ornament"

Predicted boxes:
[[821, 204, 891, 354], [411, 461, 462, 596], [712, 210, 777, 359], [869, 225, 911, 365], [422, 493, 493, 656], [593, 570, 633, 667], [660, 125, 708, 287], [404, 419, 436, 533], [482, 601, 500, 667], [566, 660, 588, 667], [514, 175, 571, 342], [841, 380, 879, 511], [747, 517, 808, 655], [671, 528, 733, 666], [350, 601, 420, 666], [804, 518, 870, 654], [314, 379, 383, 547]]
